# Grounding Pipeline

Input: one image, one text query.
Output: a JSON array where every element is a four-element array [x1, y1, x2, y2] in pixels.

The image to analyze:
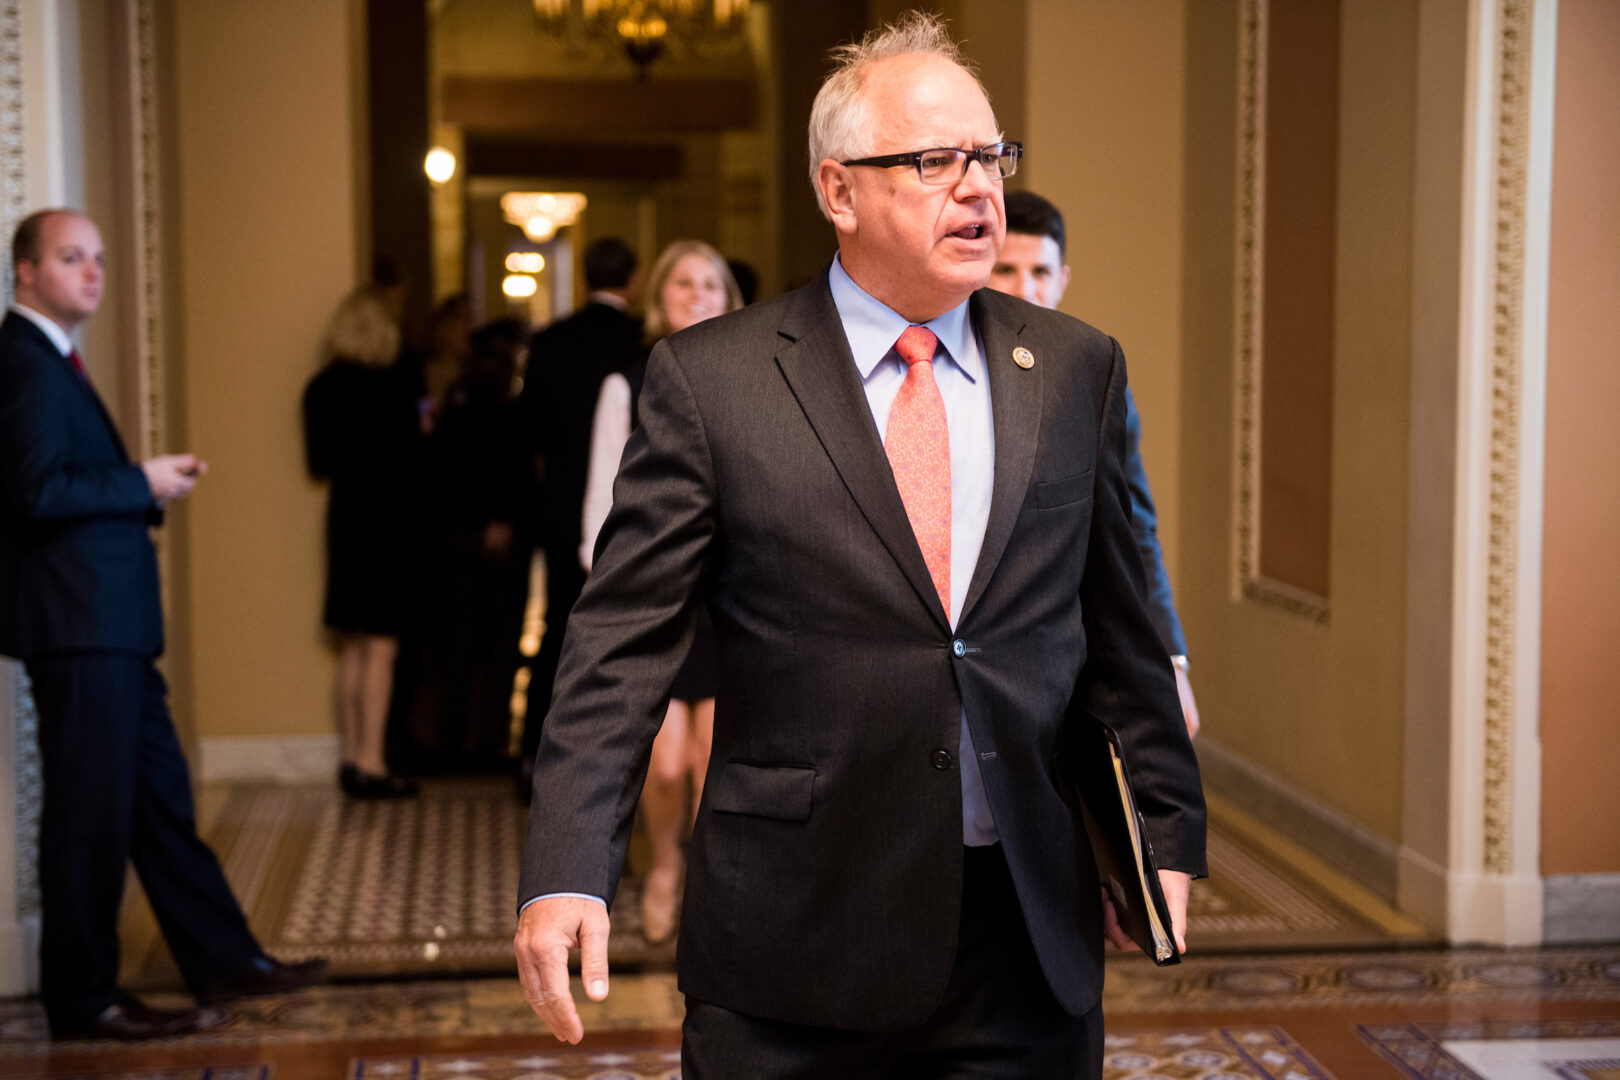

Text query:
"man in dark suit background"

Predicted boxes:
[[0, 208, 323, 1040], [514, 14, 1205, 1077], [991, 190, 1201, 736], [517, 236, 642, 777]]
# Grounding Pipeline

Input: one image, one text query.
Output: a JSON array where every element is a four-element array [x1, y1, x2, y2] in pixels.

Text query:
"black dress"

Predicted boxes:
[[303, 358, 425, 635]]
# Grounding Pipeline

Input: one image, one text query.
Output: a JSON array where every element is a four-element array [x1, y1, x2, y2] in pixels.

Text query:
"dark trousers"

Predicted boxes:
[[682, 844, 1105, 1079], [26, 652, 261, 1026], [520, 547, 586, 762]]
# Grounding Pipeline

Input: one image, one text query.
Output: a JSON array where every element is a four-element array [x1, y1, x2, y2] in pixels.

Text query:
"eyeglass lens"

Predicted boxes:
[[918, 144, 1019, 184]]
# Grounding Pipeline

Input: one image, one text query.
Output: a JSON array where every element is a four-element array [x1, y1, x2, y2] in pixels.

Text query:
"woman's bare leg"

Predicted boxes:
[[688, 697, 716, 828], [640, 700, 690, 942], [352, 634, 398, 776]]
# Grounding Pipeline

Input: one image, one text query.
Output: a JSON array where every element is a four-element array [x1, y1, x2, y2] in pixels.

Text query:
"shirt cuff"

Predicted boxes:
[[520, 892, 608, 913]]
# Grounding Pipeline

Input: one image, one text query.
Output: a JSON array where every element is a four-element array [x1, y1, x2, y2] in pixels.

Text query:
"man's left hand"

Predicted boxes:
[[1101, 868, 1192, 957], [1157, 868, 1190, 955]]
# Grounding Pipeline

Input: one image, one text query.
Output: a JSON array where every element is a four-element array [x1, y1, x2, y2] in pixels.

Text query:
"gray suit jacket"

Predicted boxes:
[[520, 271, 1205, 1030]]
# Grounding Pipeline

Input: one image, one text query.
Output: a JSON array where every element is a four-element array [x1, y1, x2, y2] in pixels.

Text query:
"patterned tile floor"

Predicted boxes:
[[124, 782, 1430, 991], [5, 781, 1605, 1077], [3, 947, 1617, 1077]]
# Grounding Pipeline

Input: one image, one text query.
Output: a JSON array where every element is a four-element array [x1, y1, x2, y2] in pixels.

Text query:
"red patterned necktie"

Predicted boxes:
[[68, 349, 87, 378], [886, 325, 951, 619]]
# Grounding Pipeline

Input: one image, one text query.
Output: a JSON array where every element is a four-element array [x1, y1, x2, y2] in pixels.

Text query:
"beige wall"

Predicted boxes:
[[1024, 0, 1185, 584], [1540, 0, 1620, 876], [171, 0, 363, 739], [1179, 2, 1416, 852]]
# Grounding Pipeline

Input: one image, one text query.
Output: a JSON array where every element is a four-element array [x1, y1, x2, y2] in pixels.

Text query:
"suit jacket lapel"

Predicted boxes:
[[774, 276, 952, 631], [6, 314, 131, 463], [960, 291, 1041, 624]]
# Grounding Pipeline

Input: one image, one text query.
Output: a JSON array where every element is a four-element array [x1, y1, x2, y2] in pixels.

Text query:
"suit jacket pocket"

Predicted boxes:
[[1034, 470, 1094, 509], [710, 761, 816, 821]]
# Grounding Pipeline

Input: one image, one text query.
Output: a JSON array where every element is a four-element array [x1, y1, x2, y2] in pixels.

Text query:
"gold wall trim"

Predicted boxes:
[[1482, 0, 1534, 877], [130, 0, 164, 462], [2, 0, 43, 929], [1232, 0, 1330, 625]]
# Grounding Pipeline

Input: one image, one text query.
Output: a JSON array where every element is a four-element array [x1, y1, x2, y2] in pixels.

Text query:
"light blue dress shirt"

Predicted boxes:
[[523, 261, 1002, 912], [827, 255, 1000, 847]]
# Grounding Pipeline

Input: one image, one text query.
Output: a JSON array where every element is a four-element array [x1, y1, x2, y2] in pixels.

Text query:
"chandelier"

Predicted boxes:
[[531, 0, 752, 76], [501, 191, 588, 242]]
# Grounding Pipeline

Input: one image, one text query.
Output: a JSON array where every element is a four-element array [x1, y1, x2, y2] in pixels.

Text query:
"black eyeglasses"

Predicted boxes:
[[841, 141, 1023, 185]]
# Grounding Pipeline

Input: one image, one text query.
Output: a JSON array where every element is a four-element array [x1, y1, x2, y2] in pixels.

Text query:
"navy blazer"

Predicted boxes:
[[0, 312, 162, 658], [1124, 388, 1189, 657]]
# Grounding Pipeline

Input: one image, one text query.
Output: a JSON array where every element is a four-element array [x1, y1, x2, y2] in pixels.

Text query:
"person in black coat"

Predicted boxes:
[[516, 237, 644, 774], [0, 208, 324, 1040], [397, 319, 535, 766], [303, 286, 426, 797]]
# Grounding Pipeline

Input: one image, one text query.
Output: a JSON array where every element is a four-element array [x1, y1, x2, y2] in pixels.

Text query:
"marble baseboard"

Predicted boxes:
[[1195, 737, 1400, 902], [1544, 874, 1620, 944], [196, 735, 339, 783]]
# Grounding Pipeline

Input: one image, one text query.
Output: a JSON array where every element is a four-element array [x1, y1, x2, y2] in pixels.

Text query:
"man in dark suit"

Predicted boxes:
[[991, 190, 1201, 736], [517, 236, 642, 774], [514, 14, 1205, 1077], [0, 208, 324, 1040]]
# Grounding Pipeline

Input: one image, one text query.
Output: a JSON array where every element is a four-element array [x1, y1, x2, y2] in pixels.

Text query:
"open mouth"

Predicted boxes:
[[949, 224, 988, 241]]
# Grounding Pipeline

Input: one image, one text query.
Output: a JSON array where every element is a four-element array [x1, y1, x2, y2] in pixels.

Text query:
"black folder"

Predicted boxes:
[[1070, 711, 1181, 965]]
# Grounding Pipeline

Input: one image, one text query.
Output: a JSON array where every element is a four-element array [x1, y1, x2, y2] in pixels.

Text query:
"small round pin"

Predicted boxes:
[[1013, 346, 1034, 369]]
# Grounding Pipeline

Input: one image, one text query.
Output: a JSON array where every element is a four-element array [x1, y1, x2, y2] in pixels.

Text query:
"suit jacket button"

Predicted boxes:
[[952, 639, 966, 657], [932, 749, 953, 770]]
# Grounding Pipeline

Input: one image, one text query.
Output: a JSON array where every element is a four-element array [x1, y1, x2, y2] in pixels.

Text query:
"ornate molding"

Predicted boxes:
[[1, 0, 43, 930], [1, 0, 24, 290], [1231, 0, 1330, 626], [1482, 0, 1533, 877], [130, 0, 163, 463]]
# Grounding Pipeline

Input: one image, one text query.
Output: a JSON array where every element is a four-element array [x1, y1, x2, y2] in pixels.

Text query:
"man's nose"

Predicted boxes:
[[1018, 275, 1040, 303], [954, 156, 996, 197]]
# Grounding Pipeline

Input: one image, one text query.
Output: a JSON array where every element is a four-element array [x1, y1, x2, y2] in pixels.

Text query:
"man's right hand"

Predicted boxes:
[[514, 895, 612, 1044], [142, 453, 206, 507]]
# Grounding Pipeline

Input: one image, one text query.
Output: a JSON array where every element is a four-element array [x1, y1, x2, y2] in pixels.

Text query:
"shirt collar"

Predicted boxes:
[[586, 290, 629, 311], [10, 303, 74, 357], [828, 255, 981, 383]]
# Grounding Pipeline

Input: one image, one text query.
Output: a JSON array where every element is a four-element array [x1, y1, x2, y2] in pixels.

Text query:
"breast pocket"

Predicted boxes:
[[1033, 470, 1094, 509], [709, 761, 817, 822]]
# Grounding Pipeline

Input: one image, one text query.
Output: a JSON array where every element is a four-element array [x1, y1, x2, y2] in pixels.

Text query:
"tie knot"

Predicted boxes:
[[895, 325, 939, 368]]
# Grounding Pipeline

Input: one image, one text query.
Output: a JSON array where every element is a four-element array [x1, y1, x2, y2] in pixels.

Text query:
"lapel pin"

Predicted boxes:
[[1012, 346, 1034, 369]]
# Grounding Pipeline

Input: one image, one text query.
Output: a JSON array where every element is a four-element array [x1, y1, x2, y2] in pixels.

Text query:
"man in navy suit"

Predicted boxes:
[[0, 208, 324, 1040], [990, 190, 1201, 735]]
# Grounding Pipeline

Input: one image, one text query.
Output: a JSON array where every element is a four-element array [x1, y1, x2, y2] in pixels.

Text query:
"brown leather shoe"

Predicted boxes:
[[197, 955, 329, 1004], [51, 998, 202, 1041]]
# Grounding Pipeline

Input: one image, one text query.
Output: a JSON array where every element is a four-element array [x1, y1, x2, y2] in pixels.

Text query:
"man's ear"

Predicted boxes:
[[816, 160, 858, 236], [12, 260, 33, 291], [1057, 263, 1072, 304]]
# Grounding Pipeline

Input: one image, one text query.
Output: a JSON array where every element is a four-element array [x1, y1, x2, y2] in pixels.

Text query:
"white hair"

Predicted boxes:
[[806, 10, 987, 220]]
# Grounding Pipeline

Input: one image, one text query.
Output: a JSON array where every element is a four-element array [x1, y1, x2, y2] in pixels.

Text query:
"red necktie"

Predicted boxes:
[[886, 326, 951, 619], [68, 349, 87, 378]]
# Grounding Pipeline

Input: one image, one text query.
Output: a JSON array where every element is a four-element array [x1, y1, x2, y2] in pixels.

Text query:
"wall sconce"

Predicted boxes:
[[424, 147, 457, 185]]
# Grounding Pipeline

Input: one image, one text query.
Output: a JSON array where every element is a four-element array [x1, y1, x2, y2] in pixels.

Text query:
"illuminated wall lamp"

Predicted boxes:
[[424, 146, 457, 185]]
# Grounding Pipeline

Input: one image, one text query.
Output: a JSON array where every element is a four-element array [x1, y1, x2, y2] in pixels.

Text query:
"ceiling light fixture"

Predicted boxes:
[[531, 0, 751, 77]]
